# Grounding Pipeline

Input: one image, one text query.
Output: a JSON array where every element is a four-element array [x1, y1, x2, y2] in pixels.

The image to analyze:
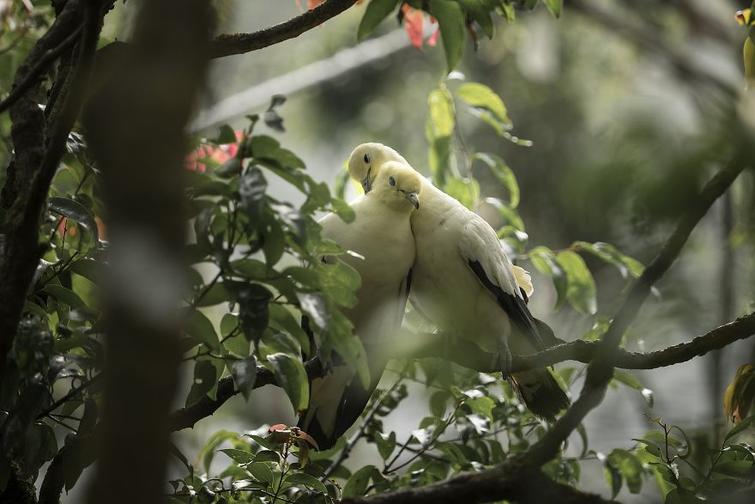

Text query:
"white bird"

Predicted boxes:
[[298, 161, 421, 449], [347, 143, 569, 419]]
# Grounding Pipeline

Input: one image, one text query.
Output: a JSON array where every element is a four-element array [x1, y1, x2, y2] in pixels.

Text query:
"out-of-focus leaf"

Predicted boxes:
[[609, 449, 643, 494], [473, 153, 519, 208], [374, 431, 396, 460], [357, 0, 401, 41], [426, 86, 455, 185], [457, 83, 511, 128], [724, 364, 755, 424], [268, 352, 309, 412], [443, 177, 480, 210], [544, 0, 563, 18]]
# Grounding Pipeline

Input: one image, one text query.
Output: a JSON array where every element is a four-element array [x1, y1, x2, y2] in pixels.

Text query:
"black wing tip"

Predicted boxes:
[[516, 370, 570, 421]]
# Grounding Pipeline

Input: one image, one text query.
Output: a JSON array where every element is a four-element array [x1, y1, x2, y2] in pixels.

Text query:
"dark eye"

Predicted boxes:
[[363, 153, 370, 163], [388, 176, 396, 187]]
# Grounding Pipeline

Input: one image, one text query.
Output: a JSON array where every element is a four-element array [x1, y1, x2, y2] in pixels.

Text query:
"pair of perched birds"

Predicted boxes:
[[298, 143, 569, 450]]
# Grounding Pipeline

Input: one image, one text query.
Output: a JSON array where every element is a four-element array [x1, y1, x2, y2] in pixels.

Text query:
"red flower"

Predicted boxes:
[[402, 4, 425, 49], [185, 130, 243, 173]]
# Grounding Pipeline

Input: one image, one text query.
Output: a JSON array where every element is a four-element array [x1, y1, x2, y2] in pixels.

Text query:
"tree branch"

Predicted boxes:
[[208, 0, 357, 58], [419, 312, 755, 373], [342, 463, 614, 504], [0, 24, 82, 115]]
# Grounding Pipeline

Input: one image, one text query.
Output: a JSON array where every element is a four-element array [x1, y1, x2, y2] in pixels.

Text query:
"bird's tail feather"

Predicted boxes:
[[510, 368, 569, 421]]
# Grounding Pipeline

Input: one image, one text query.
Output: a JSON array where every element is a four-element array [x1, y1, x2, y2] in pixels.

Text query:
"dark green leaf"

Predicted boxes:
[[48, 196, 98, 241], [186, 360, 218, 407], [185, 309, 220, 350], [284, 472, 328, 494], [220, 448, 255, 465], [430, 0, 466, 71], [342, 465, 377, 497], [357, 0, 401, 41], [237, 283, 272, 342], [268, 352, 309, 412], [42, 284, 88, 311]]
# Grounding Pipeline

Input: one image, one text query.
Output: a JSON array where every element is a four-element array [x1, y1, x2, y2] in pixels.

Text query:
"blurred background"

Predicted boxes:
[[64, 0, 755, 501]]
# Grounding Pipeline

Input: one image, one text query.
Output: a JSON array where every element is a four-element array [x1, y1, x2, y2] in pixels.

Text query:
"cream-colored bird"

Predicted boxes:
[[347, 143, 568, 419], [298, 161, 421, 449]]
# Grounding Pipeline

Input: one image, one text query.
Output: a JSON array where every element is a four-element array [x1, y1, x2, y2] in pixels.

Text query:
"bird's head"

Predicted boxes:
[[347, 143, 408, 193], [370, 161, 421, 211]]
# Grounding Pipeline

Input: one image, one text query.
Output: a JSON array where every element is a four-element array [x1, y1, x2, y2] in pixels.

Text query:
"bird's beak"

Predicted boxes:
[[362, 175, 372, 193], [405, 192, 419, 209]]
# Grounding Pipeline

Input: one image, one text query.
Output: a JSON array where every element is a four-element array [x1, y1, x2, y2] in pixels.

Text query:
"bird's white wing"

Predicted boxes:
[[458, 216, 546, 349]]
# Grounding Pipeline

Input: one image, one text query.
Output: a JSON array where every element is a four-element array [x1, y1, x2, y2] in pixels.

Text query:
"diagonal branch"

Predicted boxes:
[[209, 0, 358, 58], [525, 160, 746, 467]]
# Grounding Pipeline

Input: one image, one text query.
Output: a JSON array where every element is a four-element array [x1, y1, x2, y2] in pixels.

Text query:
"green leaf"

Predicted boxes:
[[185, 309, 220, 350], [374, 432, 396, 460], [317, 259, 362, 308], [296, 292, 329, 329], [250, 135, 280, 160], [248, 461, 274, 484], [269, 304, 310, 356], [473, 153, 519, 208], [197, 430, 238, 474], [332, 197, 356, 223], [342, 465, 377, 497], [457, 83, 511, 128], [195, 282, 231, 307], [284, 472, 328, 494], [214, 124, 238, 144], [573, 241, 644, 279], [48, 196, 98, 241], [426, 86, 455, 184], [609, 449, 643, 494], [556, 250, 597, 315], [268, 353, 309, 412], [724, 415, 755, 443], [231, 355, 257, 399], [220, 448, 255, 465], [543, 0, 563, 18], [443, 177, 480, 210], [186, 360, 218, 407], [42, 284, 88, 311], [357, 0, 401, 41], [429, 0, 466, 71], [69, 259, 101, 283]]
